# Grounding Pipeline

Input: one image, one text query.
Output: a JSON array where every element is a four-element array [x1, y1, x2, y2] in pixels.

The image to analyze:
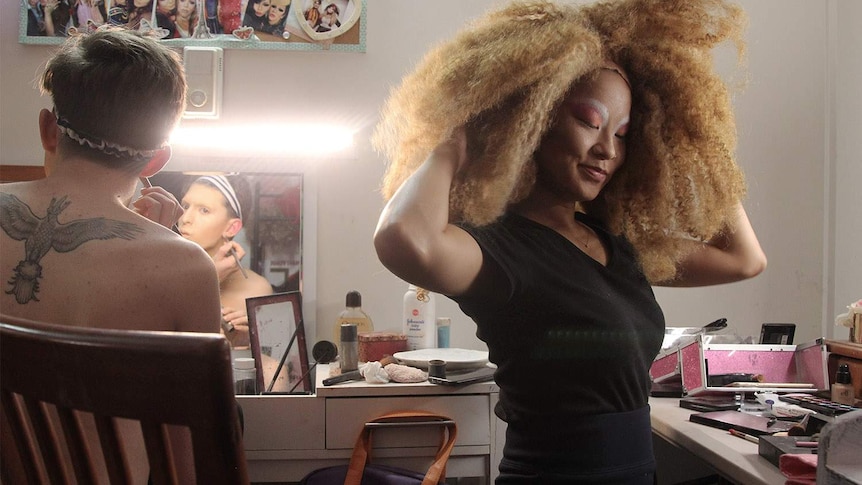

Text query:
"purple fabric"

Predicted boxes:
[[301, 463, 439, 485]]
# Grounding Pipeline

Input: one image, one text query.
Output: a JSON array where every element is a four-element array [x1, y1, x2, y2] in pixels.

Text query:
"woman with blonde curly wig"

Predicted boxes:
[[374, 0, 766, 483]]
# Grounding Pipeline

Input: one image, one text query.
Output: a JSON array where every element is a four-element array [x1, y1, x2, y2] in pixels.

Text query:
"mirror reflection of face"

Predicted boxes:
[[179, 183, 237, 252], [253, 0, 270, 17], [176, 0, 193, 18], [268, 2, 287, 24]]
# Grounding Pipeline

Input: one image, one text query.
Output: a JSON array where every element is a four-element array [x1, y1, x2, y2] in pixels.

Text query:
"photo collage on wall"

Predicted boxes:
[[21, 0, 364, 49]]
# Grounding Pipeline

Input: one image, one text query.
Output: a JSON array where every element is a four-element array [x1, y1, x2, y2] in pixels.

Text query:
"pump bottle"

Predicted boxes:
[[831, 363, 855, 405]]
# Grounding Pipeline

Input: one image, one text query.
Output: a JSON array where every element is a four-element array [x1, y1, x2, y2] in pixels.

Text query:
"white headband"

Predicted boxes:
[[196, 175, 242, 220], [56, 110, 161, 162]]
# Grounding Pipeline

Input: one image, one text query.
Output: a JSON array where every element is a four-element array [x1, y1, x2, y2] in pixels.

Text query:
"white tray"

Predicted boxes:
[[393, 348, 489, 370]]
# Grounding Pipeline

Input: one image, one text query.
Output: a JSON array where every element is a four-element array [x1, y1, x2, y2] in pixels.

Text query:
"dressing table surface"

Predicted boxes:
[[237, 363, 502, 483], [239, 367, 788, 484], [650, 397, 789, 485]]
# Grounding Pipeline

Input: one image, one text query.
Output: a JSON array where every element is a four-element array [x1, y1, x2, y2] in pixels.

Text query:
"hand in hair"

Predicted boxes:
[[432, 126, 470, 174]]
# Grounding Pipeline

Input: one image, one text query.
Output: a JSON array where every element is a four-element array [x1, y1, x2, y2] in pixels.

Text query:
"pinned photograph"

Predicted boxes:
[[294, 0, 359, 41]]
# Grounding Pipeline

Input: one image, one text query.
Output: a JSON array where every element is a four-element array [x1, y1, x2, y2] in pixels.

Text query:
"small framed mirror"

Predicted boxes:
[[247, 291, 311, 393]]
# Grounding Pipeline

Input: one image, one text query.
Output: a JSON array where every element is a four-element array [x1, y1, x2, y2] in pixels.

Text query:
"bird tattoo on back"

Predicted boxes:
[[0, 193, 143, 304]]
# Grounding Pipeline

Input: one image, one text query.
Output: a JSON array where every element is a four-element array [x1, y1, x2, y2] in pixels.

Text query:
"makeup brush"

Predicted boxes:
[[228, 248, 249, 279], [220, 316, 235, 334], [322, 355, 397, 386], [222, 237, 249, 279]]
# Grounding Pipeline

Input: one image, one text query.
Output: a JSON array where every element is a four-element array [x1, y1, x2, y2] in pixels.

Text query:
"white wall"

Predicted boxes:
[[831, 0, 862, 339], [1, 1, 857, 349], [653, 0, 829, 343]]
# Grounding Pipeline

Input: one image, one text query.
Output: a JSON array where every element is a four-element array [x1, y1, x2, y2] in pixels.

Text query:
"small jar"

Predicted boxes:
[[233, 357, 257, 395], [340, 323, 359, 372]]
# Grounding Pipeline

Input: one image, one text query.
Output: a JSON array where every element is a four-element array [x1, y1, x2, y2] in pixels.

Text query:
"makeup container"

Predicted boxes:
[[358, 332, 407, 363], [831, 364, 855, 405], [233, 357, 257, 395], [340, 323, 359, 373], [428, 359, 447, 379]]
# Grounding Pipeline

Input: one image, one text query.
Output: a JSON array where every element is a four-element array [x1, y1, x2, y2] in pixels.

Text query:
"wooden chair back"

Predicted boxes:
[[0, 315, 249, 484]]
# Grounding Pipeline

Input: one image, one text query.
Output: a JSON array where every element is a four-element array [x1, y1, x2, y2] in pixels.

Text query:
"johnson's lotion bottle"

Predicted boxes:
[[403, 285, 437, 350]]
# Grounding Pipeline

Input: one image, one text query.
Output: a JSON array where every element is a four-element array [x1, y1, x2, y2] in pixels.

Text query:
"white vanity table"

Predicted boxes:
[[237, 363, 504, 483], [238, 365, 790, 484]]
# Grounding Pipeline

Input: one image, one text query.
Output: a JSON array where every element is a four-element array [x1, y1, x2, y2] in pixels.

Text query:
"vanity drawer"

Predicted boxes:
[[325, 394, 491, 449], [238, 394, 325, 451]]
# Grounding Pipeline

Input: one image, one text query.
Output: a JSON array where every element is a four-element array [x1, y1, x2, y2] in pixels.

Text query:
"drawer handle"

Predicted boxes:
[[364, 419, 456, 428]]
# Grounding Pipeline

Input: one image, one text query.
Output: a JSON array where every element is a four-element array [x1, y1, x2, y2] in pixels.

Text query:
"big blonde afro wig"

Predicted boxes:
[[373, 0, 748, 283]]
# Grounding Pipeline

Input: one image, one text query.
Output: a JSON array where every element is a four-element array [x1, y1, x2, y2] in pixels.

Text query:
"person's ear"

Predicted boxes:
[[39, 109, 59, 154], [139, 146, 172, 178], [224, 218, 243, 239]]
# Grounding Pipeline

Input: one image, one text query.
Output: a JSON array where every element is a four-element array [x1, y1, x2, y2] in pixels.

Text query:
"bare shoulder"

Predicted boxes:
[[221, 269, 273, 313], [133, 232, 222, 332], [144, 230, 215, 275], [247, 271, 275, 295]]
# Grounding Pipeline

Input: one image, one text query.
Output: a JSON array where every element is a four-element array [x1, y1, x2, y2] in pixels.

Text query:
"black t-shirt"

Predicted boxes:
[[453, 212, 665, 424]]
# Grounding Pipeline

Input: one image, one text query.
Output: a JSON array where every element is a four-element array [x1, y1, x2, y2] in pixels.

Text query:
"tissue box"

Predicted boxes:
[[358, 332, 408, 363]]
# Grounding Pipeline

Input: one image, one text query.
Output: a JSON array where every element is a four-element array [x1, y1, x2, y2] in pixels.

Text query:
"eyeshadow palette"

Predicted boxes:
[[778, 393, 859, 417]]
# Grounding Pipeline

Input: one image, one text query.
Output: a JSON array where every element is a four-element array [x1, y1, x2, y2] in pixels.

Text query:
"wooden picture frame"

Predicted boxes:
[[246, 291, 311, 394]]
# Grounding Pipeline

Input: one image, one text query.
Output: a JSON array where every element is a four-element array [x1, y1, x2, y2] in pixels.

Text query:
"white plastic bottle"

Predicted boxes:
[[403, 285, 436, 350]]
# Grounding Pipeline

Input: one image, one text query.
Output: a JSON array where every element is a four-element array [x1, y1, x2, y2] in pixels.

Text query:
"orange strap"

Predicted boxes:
[[344, 411, 458, 485]]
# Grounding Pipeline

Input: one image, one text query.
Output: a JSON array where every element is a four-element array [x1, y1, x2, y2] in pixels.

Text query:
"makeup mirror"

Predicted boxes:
[[149, 171, 304, 294], [0, 163, 318, 344]]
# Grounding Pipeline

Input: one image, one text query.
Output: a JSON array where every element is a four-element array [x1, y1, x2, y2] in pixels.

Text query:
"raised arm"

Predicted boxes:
[[657, 202, 767, 287], [373, 129, 483, 296], [43, 0, 57, 36]]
